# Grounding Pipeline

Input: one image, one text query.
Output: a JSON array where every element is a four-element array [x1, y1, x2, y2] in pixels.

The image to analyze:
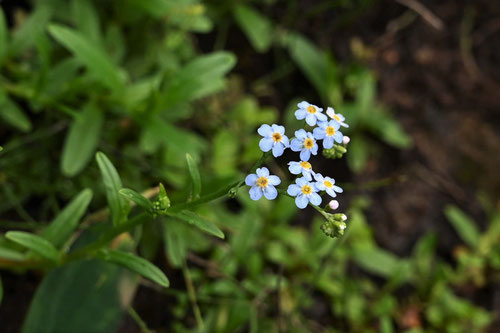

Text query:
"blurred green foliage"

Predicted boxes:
[[0, 0, 497, 332]]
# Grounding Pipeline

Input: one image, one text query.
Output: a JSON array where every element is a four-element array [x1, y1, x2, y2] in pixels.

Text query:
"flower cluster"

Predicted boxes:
[[244, 100, 350, 237]]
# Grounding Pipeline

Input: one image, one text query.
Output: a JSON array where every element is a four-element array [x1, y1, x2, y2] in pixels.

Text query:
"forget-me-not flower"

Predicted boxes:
[[258, 124, 289, 157], [313, 120, 343, 149], [295, 101, 327, 126], [290, 129, 318, 161], [326, 107, 349, 128], [314, 173, 343, 198], [245, 167, 280, 200], [288, 160, 315, 181], [287, 177, 322, 209]]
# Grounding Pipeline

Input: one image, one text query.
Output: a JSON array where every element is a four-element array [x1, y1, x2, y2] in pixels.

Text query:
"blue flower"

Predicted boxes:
[[326, 107, 349, 128], [245, 167, 281, 200], [290, 129, 318, 161], [295, 101, 327, 126], [314, 173, 343, 198], [287, 177, 322, 209], [313, 120, 343, 149], [288, 160, 314, 181], [258, 124, 290, 157]]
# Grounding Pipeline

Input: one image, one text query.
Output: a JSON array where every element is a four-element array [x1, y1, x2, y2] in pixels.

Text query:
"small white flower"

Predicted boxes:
[[342, 136, 350, 145], [326, 107, 349, 128]]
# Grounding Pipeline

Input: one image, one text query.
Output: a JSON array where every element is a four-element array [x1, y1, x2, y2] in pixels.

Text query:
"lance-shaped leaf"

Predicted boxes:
[[41, 189, 93, 248], [48, 24, 124, 90], [5, 231, 60, 262], [61, 103, 103, 176], [0, 92, 32, 132], [234, 4, 273, 53], [9, 6, 51, 56], [119, 188, 153, 212], [97, 249, 169, 287], [445, 205, 480, 248], [172, 210, 224, 239], [0, 8, 8, 65], [96, 152, 130, 226], [185, 154, 201, 199]]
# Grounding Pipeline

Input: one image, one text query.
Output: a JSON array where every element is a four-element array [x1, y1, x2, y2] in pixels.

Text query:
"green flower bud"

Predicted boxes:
[[152, 183, 170, 216], [320, 219, 347, 238]]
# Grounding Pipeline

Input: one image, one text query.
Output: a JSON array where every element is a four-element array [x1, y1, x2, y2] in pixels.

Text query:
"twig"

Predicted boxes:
[[395, 0, 444, 30]]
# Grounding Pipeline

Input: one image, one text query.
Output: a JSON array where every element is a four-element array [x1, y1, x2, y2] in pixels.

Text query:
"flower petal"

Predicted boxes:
[[310, 145, 318, 155], [323, 136, 334, 149], [303, 170, 313, 181], [316, 113, 327, 122], [281, 135, 290, 147], [333, 131, 343, 143], [288, 162, 301, 174], [309, 193, 322, 206], [259, 137, 273, 152], [272, 124, 285, 134], [313, 127, 325, 140], [272, 142, 285, 157], [297, 101, 310, 109], [296, 177, 308, 187], [257, 124, 273, 136], [300, 149, 311, 161], [256, 167, 269, 177], [295, 194, 309, 209], [290, 139, 303, 152], [295, 129, 307, 139], [305, 113, 316, 126], [245, 174, 257, 186], [295, 109, 307, 120], [332, 185, 343, 193], [268, 175, 281, 186], [263, 186, 278, 200], [326, 107, 335, 118], [287, 184, 301, 196], [326, 188, 337, 198], [249, 186, 263, 200]]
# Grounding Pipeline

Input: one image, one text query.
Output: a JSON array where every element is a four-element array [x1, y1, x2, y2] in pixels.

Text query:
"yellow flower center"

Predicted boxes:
[[324, 180, 333, 188], [326, 126, 336, 136], [257, 177, 268, 188], [300, 161, 312, 169], [304, 138, 314, 149], [301, 185, 312, 195], [333, 114, 340, 121], [272, 132, 282, 142], [307, 106, 317, 114]]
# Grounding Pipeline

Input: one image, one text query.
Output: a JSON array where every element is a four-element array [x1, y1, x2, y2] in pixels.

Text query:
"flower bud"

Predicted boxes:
[[328, 200, 339, 210], [342, 136, 350, 144], [341, 214, 347, 221], [320, 220, 347, 238]]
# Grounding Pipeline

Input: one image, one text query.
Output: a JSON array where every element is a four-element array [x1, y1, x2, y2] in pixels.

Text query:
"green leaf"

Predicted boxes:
[[353, 247, 409, 279], [444, 205, 480, 248], [71, 0, 102, 47], [98, 249, 169, 287], [234, 4, 272, 53], [96, 152, 130, 226], [9, 6, 51, 56], [0, 8, 8, 65], [0, 244, 26, 261], [61, 103, 104, 176], [172, 210, 224, 239], [286, 34, 327, 98], [346, 135, 369, 173], [48, 24, 124, 90], [163, 219, 187, 267], [211, 129, 239, 176], [23, 259, 124, 333], [0, 92, 32, 132], [41, 189, 93, 248], [119, 188, 153, 212], [186, 154, 201, 199], [5, 231, 60, 262], [161, 51, 236, 107]]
